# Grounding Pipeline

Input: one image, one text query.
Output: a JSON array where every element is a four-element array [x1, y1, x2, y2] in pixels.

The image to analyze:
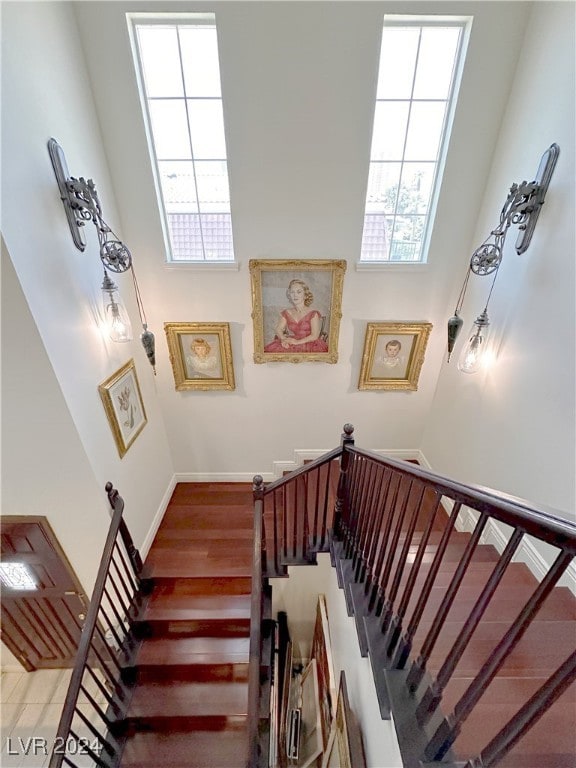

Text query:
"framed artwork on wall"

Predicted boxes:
[[311, 594, 337, 749], [249, 259, 346, 363], [98, 359, 147, 458], [164, 322, 235, 391], [358, 322, 432, 391], [321, 671, 366, 768]]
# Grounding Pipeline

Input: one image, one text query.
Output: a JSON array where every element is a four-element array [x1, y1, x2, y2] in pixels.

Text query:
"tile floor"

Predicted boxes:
[[1, 668, 104, 768]]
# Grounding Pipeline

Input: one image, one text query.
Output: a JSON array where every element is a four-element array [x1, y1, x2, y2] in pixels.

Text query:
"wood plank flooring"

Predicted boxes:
[[119, 483, 253, 767]]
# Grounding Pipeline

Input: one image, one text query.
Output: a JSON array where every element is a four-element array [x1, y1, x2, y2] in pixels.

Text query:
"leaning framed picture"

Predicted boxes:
[[98, 359, 147, 458], [164, 322, 235, 391], [358, 322, 432, 391], [321, 672, 366, 768], [249, 259, 346, 363]]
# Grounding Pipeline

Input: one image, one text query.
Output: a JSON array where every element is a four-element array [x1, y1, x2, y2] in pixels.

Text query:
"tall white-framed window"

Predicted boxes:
[[360, 17, 470, 264], [129, 15, 234, 263]]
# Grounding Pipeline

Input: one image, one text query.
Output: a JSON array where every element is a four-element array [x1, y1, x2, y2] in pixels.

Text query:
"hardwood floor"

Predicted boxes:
[[119, 483, 254, 767]]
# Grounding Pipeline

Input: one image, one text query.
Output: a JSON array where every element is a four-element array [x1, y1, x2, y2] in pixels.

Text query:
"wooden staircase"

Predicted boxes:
[[114, 477, 574, 768], [118, 482, 256, 767]]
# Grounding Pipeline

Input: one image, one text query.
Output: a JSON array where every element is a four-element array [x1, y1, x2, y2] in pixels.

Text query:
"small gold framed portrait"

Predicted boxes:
[[164, 322, 235, 391], [358, 322, 432, 391], [249, 259, 346, 363], [98, 359, 147, 458]]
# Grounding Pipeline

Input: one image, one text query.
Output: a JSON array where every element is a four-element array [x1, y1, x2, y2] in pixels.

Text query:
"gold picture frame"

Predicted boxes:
[[249, 259, 346, 363], [98, 359, 147, 458], [358, 322, 432, 391], [164, 322, 235, 391]]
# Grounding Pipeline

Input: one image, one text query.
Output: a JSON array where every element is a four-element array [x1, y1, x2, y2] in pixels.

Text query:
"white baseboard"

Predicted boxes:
[[139, 475, 177, 562], [273, 447, 422, 480], [418, 451, 576, 596], [174, 471, 275, 483]]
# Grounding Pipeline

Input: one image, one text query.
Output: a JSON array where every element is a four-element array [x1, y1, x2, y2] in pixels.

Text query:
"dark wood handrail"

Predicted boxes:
[[49, 483, 142, 768], [248, 425, 576, 768], [247, 475, 266, 768], [347, 445, 576, 549], [261, 445, 343, 495]]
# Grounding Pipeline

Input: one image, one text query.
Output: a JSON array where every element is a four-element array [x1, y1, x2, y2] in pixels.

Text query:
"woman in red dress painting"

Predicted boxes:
[[264, 278, 328, 353]]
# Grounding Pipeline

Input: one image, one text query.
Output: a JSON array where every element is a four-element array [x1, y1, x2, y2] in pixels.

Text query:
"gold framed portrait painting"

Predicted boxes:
[[98, 359, 147, 458], [164, 322, 235, 391], [358, 322, 432, 391], [250, 259, 346, 363]]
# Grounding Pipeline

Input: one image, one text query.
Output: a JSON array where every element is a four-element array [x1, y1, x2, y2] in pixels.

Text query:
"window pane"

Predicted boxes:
[[361, 214, 392, 261], [148, 100, 191, 159], [187, 100, 227, 159], [180, 27, 222, 97], [413, 27, 460, 99], [137, 26, 183, 97], [195, 161, 231, 213], [167, 213, 234, 261], [371, 102, 409, 161], [167, 213, 205, 260], [365, 162, 401, 214], [391, 215, 425, 261], [377, 28, 419, 99], [158, 161, 198, 213], [404, 102, 446, 161], [200, 214, 234, 259], [397, 163, 435, 214]]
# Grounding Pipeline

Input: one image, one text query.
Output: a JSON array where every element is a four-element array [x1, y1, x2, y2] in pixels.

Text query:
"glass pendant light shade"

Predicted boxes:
[[101, 271, 133, 342], [457, 309, 490, 374]]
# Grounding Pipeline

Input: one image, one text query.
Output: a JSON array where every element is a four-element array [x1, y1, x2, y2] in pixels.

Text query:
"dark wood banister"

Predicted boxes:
[[347, 444, 576, 549], [49, 483, 142, 768], [247, 425, 576, 768], [247, 474, 266, 768]]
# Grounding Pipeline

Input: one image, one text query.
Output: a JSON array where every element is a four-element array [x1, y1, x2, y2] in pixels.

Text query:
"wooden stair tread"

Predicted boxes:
[[444, 678, 576, 767], [414, 619, 575, 677], [136, 636, 250, 665], [143, 593, 252, 619], [149, 577, 252, 595], [145, 553, 252, 578], [120, 730, 248, 767], [128, 681, 248, 717]]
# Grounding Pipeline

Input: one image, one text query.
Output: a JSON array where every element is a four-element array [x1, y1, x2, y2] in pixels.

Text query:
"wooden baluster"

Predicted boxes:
[[318, 460, 331, 550], [475, 651, 576, 768], [424, 549, 574, 761], [402, 499, 461, 678], [381, 481, 425, 648], [363, 468, 393, 599], [343, 455, 363, 559], [389, 490, 442, 665], [376, 476, 415, 631], [418, 527, 523, 723], [411, 512, 488, 714], [353, 460, 380, 581], [333, 423, 354, 539], [367, 471, 401, 613]]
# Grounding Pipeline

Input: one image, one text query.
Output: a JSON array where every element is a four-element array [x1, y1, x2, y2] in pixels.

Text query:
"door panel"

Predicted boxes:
[[1, 516, 87, 670]]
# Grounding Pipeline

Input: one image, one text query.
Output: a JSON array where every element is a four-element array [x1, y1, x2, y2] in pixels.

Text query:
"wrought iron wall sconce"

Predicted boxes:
[[47, 138, 156, 373], [447, 143, 559, 374]]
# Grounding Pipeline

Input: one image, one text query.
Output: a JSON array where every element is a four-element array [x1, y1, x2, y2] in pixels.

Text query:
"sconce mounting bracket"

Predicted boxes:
[[47, 138, 132, 273]]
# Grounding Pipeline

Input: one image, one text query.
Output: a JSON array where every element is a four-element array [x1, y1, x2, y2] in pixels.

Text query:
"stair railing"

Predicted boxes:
[[249, 424, 576, 768], [49, 483, 146, 768]]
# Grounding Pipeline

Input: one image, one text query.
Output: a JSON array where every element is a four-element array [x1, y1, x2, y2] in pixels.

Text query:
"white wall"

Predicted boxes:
[[421, 3, 576, 529], [1, 2, 175, 552], [272, 555, 403, 768], [74, 1, 531, 477]]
